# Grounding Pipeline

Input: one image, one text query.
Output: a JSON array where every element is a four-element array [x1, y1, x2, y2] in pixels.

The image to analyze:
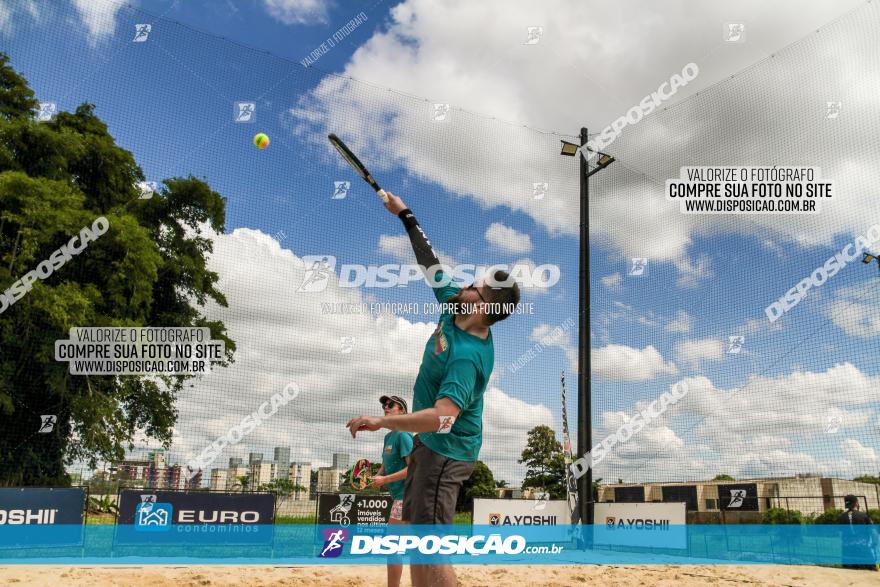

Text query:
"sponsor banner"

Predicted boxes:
[[472, 498, 570, 526], [0, 525, 879, 564], [114, 490, 275, 545], [317, 493, 392, 528], [316, 525, 571, 562], [718, 483, 759, 511], [0, 487, 86, 548], [594, 502, 687, 549]]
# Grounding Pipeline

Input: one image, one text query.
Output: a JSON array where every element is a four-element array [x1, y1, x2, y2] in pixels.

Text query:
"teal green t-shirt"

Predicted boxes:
[[411, 271, 494, 462], [382, 430, 413, 501]]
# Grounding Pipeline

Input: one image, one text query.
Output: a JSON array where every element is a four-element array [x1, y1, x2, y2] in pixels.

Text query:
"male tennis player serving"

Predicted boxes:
[[346, 193, 520, 587]]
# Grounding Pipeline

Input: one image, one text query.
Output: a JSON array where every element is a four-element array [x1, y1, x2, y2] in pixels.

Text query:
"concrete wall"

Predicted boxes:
[[766, 477, 823, 515], [772, 476, 823, 496], [689, 511, 763, 524], [597, 477, 855, 515], [603, 483, 740, 513], [829, 479, 880, 510]]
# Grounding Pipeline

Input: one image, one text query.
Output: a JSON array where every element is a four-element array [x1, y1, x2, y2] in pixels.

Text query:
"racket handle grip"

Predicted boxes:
[[377, 189, 390, 203]]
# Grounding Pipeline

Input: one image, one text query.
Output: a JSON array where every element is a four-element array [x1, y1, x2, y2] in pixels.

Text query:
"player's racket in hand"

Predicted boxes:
[[327, 133, 389, 203], [347, 458, 373, 490]]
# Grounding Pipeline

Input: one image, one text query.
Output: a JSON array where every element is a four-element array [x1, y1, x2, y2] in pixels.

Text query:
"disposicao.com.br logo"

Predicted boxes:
[[320, 528, 349, 558], [348, 534, 562, 556], [297, 255, 560, 292]]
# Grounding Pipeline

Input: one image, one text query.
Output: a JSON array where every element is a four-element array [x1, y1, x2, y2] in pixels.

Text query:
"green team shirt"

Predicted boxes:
[[411, 271, 494, 462], [381, 430, 413, 501]]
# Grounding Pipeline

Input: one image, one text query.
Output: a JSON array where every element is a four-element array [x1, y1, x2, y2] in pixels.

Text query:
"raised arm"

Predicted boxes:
[[383, 192, 459, 303], [383, 192, 441, 270]]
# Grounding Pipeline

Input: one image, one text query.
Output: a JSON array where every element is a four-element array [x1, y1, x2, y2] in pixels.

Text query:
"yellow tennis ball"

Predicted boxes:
[[253, 133, 270, 149]]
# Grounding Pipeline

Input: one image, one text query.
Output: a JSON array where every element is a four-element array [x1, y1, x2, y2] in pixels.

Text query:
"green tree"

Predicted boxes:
[[85, 470, 115, 495], [456, 460, 496, 511], [854, 475, 880, 484], [233, 475, 250, 492], [810, 508, 843, 524], [496, 479, 507, 488], [712, 474, 735, 481], [0, 53, 38, 122], [762, 507, 805, 525], [0, 53, 234, 486], [519, 425, 566, 499], [258, 478, 305, 510], [87, 494, 118, 515], [466, 461, 496, 499]]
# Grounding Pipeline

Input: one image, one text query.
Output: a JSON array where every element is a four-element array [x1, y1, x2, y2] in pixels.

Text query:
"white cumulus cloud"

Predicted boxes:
[[485, 222, 533, 254], [261, 0, 329, 25], [591, 344, 678, 381]]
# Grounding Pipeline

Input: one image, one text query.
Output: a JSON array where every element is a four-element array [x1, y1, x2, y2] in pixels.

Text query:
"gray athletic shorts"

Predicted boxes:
[[402, 435, 475, 525]]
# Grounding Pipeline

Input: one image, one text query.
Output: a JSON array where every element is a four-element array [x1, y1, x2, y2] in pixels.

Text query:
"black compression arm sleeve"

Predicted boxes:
[[398, 208, 441, 270]]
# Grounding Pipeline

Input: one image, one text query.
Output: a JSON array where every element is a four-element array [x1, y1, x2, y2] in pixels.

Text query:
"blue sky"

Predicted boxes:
[[3, 0, 880, 485]]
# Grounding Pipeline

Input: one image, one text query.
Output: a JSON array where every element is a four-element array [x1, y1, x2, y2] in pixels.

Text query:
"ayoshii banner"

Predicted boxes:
[[0, 487, 87, 548]]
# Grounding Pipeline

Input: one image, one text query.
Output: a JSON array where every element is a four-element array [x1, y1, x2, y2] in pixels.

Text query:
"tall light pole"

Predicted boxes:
[[561, 129, 615, 527]]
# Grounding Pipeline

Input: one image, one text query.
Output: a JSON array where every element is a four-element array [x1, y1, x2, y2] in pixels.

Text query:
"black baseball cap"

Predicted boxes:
[[380, 395, 408, 412], [844, 494, 858, 509]]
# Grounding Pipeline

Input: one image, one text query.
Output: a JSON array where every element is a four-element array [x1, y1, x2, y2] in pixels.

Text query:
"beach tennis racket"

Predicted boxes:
[[347, 458, 373, 490], [327, 133, 389, 203]]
